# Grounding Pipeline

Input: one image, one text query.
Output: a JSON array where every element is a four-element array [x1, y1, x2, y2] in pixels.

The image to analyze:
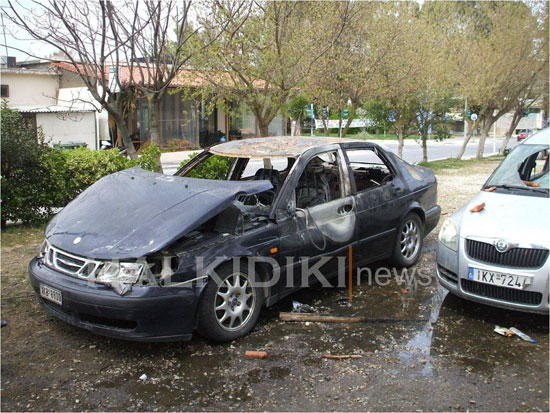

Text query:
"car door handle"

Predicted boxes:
[[393, 186, 404, 195], [337, 204, 353, 214]]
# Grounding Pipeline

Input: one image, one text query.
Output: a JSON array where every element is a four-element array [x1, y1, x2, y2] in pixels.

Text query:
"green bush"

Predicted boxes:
[[1, 103, 53, 228], [179, 153, 233, 180], [136, 141, 162, 172], [1, 102, 163, 228]]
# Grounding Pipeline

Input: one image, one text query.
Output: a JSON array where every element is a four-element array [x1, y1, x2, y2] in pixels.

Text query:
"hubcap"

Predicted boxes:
[[400, 220, 420, 260], [214, 272, 255, 331]]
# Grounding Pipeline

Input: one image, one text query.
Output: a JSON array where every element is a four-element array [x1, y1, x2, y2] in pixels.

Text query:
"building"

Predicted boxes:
[[1, 58, 108, 149], [2, 57, 286, 150]]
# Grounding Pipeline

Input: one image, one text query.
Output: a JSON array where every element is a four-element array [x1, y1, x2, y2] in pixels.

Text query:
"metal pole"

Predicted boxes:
[[493, 122, 497, 153], [311, 103, 314, 137], [464, 97, 467, 140]]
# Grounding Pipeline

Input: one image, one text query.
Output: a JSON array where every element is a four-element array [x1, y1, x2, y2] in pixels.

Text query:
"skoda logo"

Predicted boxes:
[[73, 236, 82, 245], [495, 239, 508, 253]]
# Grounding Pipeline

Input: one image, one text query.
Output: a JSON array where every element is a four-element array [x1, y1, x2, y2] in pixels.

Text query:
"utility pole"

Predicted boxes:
[[310, 103, 314, 137], [464, 97, 468, 140]]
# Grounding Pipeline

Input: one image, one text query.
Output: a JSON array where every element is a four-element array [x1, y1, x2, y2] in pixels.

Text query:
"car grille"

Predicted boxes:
[[437, 264, 458, 284], [461, 279, 543, 306], [466, 239, 549, 269], [44, 243, 100, 278]]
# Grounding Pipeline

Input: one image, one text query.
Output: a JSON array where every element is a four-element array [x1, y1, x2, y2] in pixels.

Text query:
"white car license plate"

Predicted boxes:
[[39, 284, 63, 305], [468, 267, 525, 290]]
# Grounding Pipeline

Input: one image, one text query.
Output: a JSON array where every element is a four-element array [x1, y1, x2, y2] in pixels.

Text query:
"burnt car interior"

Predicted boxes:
[[295, 152, 342, 209], [346, 148, 394, 192]]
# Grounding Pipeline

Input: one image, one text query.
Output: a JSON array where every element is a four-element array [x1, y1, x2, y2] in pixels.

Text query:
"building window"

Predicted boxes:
[[1, 85, 9, 98]]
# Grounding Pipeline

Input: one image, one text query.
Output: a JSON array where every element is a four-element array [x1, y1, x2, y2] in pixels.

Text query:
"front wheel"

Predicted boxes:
[[197, 263, 264, 342], [391, 213, 424, 267]]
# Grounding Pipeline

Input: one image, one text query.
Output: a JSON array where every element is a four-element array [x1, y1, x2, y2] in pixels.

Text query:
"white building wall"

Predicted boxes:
[[37, 112, 98, 149], [1, 71, 59, 106]]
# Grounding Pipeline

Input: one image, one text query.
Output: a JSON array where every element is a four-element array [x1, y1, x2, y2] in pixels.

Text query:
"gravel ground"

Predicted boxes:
[[1, 157, 548, 412]]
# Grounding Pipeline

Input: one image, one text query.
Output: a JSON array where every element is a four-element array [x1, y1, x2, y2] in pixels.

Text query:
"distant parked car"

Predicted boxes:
[[29, 136, 440, 342], [517, 130, 533, 142], [437, 128, 549, 314]]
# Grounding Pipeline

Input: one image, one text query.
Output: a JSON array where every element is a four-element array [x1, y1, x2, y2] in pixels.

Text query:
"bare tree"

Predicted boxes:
[[4, 0, 241, 162], [4, 0, 149, 158]]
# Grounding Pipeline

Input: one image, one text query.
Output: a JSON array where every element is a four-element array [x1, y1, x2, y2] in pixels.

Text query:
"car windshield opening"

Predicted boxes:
[[485, 144, 549, 195]]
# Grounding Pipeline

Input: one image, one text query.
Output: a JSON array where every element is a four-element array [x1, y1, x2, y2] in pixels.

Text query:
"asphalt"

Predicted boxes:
[[160, 136, 517, 175]]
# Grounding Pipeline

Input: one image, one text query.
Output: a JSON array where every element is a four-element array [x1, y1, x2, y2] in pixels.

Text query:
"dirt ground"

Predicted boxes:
[[1, 157, 548, 412]]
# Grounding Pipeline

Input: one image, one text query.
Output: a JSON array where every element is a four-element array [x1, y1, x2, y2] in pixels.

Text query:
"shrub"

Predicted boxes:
[[136, 141, 162, 172], [1, 103, 53, 228], [60, 147, 136, 200], [179, 152, 233, 180]]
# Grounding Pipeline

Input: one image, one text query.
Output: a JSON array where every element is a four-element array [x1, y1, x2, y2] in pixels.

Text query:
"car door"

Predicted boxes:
[[342, 143, 405, 264], [274, 147, 357, 293]]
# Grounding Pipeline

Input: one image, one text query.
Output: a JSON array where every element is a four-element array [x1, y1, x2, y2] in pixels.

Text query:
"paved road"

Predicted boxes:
[[161, 136, 517, 175]]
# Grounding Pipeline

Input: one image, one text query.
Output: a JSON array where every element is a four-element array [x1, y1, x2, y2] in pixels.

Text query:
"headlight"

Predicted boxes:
[[96, 262, 144, 285], [438, 218, 458, 251], [38, 240, 48, 258]]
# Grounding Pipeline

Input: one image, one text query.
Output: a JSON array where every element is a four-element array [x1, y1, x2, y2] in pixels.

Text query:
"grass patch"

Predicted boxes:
[[1, 225, 46, 248], [419, 156, 504, 172]]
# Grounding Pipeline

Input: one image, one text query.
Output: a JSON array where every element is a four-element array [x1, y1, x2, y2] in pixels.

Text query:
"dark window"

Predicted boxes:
[[1, 85, 9, 98]]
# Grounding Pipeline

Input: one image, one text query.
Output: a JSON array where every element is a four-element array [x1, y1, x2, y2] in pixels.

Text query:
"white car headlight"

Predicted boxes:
[[438, 218, 458, 251], [96, 262, 144, 285]]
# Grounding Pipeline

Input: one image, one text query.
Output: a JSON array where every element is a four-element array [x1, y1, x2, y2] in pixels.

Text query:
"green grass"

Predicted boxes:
[[1, 225, 46, 248], [419, 156, 504, 172]]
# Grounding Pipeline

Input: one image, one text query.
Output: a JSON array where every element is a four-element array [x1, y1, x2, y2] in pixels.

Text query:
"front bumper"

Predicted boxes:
[[29, 257, 199, 341], [436, 240, 550, 314]]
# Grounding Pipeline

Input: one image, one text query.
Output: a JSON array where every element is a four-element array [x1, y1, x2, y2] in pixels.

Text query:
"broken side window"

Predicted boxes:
[[295, 151, 343, 209], [345, 148, 394, 192]]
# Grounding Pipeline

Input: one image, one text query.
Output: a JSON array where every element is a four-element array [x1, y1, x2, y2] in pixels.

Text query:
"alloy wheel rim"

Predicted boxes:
[[214, 272, 255, 331], [400, 220, 420, 260]]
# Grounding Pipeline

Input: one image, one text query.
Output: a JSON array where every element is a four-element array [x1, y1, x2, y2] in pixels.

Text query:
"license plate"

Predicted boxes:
[[468, 267, 525, 290], [39, 284, 63, 305]]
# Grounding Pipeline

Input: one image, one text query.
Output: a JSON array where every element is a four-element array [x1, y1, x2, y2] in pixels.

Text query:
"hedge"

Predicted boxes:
[[1, 103, 161, 228]]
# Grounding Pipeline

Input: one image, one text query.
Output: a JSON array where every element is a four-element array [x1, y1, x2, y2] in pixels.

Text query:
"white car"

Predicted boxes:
[[436, 128, 549, 313]]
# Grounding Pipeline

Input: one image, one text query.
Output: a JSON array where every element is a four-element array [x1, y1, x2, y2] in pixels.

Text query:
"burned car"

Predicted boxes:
[[437, 128, 549, 313], [29, 136, 440, 342]]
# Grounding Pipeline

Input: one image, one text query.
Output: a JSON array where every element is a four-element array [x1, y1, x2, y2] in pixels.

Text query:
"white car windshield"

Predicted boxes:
[[485, 144, 549, 195]]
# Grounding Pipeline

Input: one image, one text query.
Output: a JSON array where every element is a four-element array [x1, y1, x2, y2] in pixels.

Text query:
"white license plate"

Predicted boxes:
[[468, 267, 525, 290], [39, 284, 63, 305]]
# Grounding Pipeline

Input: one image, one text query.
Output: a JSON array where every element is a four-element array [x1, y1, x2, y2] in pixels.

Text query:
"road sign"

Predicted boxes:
[[471, 113, 478, 121], [306, 108, 314, 118], [466, 109, 472, 117], [342, 109, 349, 118]]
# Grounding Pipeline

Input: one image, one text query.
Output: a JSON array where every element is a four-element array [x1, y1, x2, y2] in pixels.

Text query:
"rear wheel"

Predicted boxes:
[[197, 263, 264, 342], [391, 213, 424, 267]]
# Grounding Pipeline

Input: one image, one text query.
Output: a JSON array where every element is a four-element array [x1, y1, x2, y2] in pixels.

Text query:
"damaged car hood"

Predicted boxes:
[[46, 167, 272, 259], [459, 191, 550, 247]]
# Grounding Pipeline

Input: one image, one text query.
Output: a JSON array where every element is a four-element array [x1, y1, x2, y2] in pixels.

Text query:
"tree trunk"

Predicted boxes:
[[456, 118, 478, 161], [258, 121, 269, 138], [149, 97, 161, 145], [341, 103, 358, 138], [397, 127, 404, 158], [477, 115, 495, 160], [295, 118, 302, 136], [111, 112, 138, 159], [421, 132, 428, 163], [146, 96, 163, 172], [322, 118, 329, 136], [499, 111, 521, 155]]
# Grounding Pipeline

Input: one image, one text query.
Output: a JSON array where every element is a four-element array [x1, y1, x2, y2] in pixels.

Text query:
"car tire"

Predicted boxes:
[[391, 213, 424, 268], [197, 262, 264, 342]]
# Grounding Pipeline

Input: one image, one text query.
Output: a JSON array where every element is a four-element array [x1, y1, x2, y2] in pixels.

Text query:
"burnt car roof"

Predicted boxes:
[[209, 136, 359, 158]]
